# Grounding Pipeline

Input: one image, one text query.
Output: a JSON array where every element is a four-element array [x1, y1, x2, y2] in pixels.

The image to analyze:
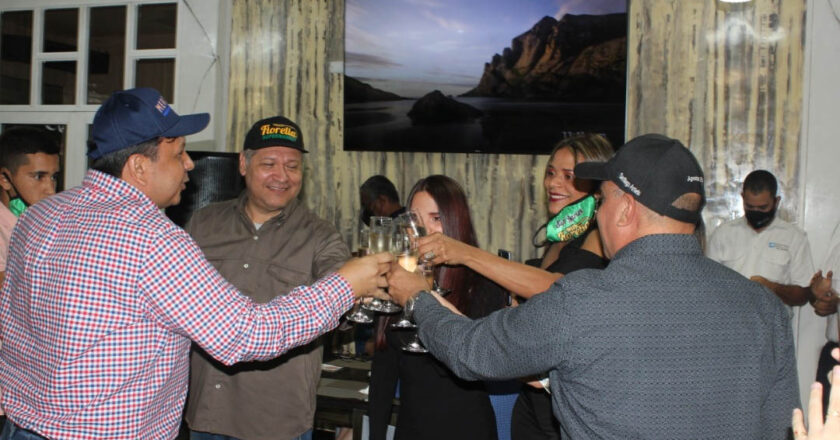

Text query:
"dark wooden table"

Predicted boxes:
[[315, 356, 398, 440]]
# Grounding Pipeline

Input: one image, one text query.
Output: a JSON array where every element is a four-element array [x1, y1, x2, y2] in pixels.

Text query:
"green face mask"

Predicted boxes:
[[545, 195, 597, 242], [8, 197, 26, 217]]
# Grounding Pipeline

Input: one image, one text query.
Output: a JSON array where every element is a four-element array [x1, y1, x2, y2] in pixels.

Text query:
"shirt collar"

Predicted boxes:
[[612, 233, 703, 261], [235, 191, 300, 226], [83, 169, 159, 212]]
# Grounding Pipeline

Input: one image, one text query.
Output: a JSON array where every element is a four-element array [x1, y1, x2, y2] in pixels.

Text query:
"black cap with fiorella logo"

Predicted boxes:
[[243, 116, 308, 153], [574, 133, 705, 224]]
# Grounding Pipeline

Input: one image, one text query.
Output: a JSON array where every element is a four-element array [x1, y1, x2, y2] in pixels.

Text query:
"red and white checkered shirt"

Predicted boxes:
[[0, 170, 354, 439]]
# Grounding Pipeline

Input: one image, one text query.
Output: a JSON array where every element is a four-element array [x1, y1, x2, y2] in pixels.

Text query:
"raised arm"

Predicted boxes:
[[139, 229, 391, 366], [416, 232, 561, 298], [387, 263, 567, 380]]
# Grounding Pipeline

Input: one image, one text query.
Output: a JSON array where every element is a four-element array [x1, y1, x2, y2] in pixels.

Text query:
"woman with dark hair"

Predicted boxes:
[[368, 175, 507, 440], [415, 134, 614, 440]]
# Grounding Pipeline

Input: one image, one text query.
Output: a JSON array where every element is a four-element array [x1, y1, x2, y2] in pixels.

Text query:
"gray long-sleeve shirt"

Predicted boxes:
[[414, 234, 798, 439]]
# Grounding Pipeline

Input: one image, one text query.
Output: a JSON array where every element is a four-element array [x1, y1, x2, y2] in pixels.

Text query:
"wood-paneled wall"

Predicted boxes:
[[627, 0, 806, 228], [227, 0, 806, 256]]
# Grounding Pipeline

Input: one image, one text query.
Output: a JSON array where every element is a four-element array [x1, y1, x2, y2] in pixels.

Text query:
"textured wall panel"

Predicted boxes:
[[627, 0, 806, 229], [228, 0, 806, 259]]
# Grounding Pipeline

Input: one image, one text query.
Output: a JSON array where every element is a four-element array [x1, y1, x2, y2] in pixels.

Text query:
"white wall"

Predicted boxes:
[[802, 0, 840, 269], [795, 0, 840, 412]]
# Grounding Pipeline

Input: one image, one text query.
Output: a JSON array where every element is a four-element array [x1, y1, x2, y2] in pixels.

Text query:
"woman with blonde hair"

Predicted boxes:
[[416, 133, 614, 439]]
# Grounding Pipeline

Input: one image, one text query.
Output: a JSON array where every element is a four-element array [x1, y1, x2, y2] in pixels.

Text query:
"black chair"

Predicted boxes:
[[165, 151, 244, 227]]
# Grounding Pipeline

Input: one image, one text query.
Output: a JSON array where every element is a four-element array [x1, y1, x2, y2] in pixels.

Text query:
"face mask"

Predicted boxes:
[[3, 172, 29, 217], [8, 197, 26, 217], [532, 195, 596, 247], [745, 206, 776, 230]]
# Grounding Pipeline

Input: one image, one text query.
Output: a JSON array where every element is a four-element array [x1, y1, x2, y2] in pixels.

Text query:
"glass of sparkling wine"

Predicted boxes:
[[400, 261, 431, 353], [362, 217, 393, 312], [357, 224, 370, 257], [346, 221, 376, 323], [368, 217, 392, 252], [397, 211, 426, 248]]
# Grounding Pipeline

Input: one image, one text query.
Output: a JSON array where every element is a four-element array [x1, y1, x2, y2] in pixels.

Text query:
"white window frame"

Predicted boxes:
[[0, 0, 230, 187]]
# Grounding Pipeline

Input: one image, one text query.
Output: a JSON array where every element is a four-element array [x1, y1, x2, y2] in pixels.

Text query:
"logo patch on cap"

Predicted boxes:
[[154, 96, 171, 116], [260, 123, 298, 142], [618, 172, 641, 196]]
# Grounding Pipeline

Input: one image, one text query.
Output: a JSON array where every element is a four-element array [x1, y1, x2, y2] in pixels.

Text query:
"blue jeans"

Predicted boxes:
[[190, 429, 313, 440], [0, 420, 48, 440]]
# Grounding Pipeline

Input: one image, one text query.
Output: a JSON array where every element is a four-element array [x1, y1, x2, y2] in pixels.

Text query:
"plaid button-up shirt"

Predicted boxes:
[[0, 170, 353, 440]]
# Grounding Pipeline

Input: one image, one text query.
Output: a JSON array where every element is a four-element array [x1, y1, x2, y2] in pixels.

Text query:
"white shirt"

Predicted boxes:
[[707, 216, 814, 288], [820, 222, 840, 342]]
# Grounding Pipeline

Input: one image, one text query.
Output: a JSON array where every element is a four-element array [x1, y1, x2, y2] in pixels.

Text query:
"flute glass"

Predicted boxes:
[[362, 216, 392, 312]]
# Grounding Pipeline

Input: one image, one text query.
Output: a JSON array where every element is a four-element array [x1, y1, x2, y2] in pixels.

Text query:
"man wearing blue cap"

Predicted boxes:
[[388, 134, 799, 439], [0, 88, 391, 440]]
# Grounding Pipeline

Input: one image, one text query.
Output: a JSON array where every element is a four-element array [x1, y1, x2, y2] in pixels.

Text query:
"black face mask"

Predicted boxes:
[[745, 205, 776, 230]]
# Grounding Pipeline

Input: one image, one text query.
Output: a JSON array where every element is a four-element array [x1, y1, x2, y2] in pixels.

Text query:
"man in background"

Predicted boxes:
[[707, 169, 831, 406], [360, 175, 405, 222], [0, 127, 61, 284], [184, 116, 351, 440]]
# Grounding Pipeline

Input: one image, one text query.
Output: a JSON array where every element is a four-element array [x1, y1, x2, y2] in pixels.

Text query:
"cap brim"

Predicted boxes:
[[573, 161, 610, 181], [160, 113, 210, 138]]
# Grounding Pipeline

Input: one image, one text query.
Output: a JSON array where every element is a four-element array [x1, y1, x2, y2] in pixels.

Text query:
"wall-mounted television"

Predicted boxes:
[[344, 0, 627, 154]]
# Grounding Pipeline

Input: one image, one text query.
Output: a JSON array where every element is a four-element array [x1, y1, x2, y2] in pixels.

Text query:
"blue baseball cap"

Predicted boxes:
[[88, 88, 210, 159]]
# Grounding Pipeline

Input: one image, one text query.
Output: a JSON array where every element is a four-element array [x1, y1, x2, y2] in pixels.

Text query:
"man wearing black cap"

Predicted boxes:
[[183, 116, 350, 440], [0, 89, 390, 440], [387, 134, 798, 439]]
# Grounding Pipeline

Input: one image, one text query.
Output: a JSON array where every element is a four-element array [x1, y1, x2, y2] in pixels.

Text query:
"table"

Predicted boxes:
[[315, 357, 399, 440]]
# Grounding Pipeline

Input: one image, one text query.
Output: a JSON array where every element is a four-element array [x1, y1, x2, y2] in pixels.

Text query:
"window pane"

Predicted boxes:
[[1, 11, 32, 104], [42, 61, 76, 104], [88, 6, 126, 104], [43, 9, 78, 52], [0, 123, 65, 192], [136, 3, 177, 49], [135, 58, 174, 103]]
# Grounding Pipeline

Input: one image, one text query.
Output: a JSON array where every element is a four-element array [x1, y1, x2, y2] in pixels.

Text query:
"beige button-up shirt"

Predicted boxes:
[[183, 195, 350, 440]]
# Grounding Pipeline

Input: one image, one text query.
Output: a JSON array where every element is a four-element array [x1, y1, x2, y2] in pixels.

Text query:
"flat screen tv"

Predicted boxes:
[[344, 0, 627, 154]]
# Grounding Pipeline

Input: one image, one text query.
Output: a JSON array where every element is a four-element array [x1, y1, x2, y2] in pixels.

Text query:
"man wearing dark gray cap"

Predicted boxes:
[[388, 134, 798, 439], [184, 116, 350, 440], [0, 90, 390, 440]]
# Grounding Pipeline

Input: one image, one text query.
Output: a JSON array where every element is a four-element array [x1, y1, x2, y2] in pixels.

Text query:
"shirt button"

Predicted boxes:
[[243, 263, 249, 269], [253, 236, 259, 240], [215, 384, 222, 389]]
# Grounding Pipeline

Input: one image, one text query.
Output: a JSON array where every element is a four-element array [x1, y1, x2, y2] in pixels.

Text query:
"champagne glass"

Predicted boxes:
[[390, 296, 417, 329], [362, 217, 392, 312], [397, 211, 426, 241], [402, 325, 428, 353], [400, 262, 432, 353], [357, 224, 370, 257], [345, 301, 373, 324], [368, 217, 392, 252], [374, 228, 417, 315]]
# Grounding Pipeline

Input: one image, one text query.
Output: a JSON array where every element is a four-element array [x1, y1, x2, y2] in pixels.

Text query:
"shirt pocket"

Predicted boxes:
[[266, 263, 311, 296], [717, 245, 745, 267], [760, 248, 791, 282]]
